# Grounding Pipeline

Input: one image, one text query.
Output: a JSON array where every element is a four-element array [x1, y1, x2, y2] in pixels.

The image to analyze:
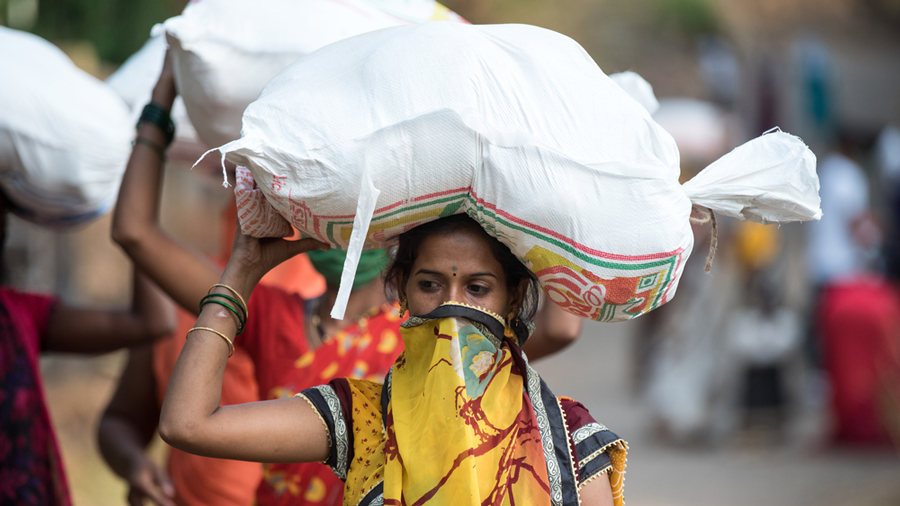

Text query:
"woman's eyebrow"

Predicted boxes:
[[414, 269, 446, 276], [413, 269, 497, 279]]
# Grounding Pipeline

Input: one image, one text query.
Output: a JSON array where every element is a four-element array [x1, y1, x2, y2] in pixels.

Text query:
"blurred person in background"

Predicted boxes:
[[0, 189, 176, 506], [640, 218, 737, 445], [816, 270, 900, 446], [99, 51, 583, 506], [725, 273, 803, 442], [697, 35, 740, 110], [99, 52, 400, 506], [806, 130, 900, 446], [637, 95, 741, 445], [794, 35, 835, 139], [99, 164, 328, 506], [875, 125, 900, 285], [807, 131, 879, 290]]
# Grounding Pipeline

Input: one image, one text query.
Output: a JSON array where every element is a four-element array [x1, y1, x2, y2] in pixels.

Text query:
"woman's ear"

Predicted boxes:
[[394, 272, 408, 304], [507, 278, 530, 316], [394, 273, 410, 315]]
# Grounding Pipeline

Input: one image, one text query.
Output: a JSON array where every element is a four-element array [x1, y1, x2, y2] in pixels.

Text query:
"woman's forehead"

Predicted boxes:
[[413, 228, 504, 274]]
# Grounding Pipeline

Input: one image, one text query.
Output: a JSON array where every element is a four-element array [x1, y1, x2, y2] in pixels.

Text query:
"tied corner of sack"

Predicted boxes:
[[199, 137, 254, 188], [680, 128, 823, 272]]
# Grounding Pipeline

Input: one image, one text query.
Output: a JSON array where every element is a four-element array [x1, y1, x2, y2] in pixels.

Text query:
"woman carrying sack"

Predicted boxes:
[[101, 49, 584, 506], [159, 214, 626, 506]]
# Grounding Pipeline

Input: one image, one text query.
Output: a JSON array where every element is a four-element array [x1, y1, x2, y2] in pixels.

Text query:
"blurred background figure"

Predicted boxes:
[[0, 190, 176, 506], [697, 35, 740, 109], [0, 25, 178, 505], [816, 269, 900, 446], [794, 35, 836, 139], [807, 131, 878, 291], [876, 125, 900, 285], [636, 97, 740, 445], [725, 273, 803, 443], [640, 225, 735, 446], [806, 130, 900, 447]]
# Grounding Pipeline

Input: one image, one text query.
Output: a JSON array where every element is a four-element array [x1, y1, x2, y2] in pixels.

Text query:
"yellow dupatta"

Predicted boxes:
[[322, 302, 627, 506], [382, 303, 551, 506]]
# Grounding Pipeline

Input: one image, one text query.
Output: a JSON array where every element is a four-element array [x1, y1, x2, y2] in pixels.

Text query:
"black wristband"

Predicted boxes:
[[138, 102, 176, 146]]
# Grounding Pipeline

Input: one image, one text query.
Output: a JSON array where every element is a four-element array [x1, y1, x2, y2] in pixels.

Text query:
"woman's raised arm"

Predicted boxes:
[[111, 50, 222, 315], [159, 226, 332, 463]]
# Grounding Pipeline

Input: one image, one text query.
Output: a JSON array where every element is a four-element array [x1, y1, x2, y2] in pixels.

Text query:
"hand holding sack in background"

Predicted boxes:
[[161, 0, 466, 148], [218, 22, 821, 321], [0, 27, 134, 227]]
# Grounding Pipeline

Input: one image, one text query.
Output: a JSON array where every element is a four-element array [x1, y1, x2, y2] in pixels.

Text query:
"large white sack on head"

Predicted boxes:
[[162, 0, 465, 148], [0, 27, 134, 227], [221, 22, 820, 321], [105, 34, 199, 144]]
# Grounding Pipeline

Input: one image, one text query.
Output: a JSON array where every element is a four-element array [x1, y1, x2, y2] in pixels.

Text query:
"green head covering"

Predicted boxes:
[[307, 248, 390, 290]]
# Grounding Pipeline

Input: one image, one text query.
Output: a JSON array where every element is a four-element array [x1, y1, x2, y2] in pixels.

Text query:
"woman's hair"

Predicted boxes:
[[384, 214, 541, 319]]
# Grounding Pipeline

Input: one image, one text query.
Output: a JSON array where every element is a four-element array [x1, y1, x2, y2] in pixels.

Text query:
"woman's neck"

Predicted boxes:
[[316, 280, 388, 335]]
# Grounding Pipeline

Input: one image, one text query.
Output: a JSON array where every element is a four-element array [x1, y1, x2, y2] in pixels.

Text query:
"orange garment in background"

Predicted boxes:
[[153, 310, 261, 506], [152, 203, 325, 506]]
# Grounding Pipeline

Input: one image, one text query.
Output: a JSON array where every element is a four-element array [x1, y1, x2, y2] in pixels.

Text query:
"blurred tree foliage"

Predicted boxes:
[[29, 0, 186, 63], [660, 0, 716, 37], [658, 0, 717, 38]]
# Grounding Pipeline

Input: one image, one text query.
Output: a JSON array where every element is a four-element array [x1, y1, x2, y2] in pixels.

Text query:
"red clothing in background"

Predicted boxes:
[[0, 287, 68, 506], [238, 286, 404, 506], [819, 277, 900, 446]]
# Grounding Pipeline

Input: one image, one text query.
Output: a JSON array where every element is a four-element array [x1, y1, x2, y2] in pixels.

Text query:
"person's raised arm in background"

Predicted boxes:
[[110, 50, 221, 315]]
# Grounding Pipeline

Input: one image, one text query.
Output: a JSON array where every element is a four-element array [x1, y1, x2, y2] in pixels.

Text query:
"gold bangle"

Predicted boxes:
[[208, 284, 248, 315], [187, 326, 234, 357]]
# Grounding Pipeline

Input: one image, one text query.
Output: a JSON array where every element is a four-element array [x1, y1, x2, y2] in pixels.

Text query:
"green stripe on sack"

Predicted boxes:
[[324, 193, 469, 244], [315, 190, 679, 316]]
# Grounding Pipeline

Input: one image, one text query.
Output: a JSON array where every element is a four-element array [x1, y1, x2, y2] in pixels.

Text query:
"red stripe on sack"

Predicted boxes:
[[468, 188, 680, 262]]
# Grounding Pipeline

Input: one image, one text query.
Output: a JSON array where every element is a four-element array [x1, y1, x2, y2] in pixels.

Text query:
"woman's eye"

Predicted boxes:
[[468, 284, 489, 295], [418, 280, 440, 290]]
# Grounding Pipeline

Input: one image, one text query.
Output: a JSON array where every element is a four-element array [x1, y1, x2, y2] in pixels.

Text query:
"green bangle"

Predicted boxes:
[[200, 298, 245, 335], [202, 293, 248, 322]]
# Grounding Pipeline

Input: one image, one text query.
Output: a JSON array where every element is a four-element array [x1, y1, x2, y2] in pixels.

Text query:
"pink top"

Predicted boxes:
[[0, 286, 68, 505]]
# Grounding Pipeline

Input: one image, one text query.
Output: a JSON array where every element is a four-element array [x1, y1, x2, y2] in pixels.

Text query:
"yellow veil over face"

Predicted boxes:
[[303, 302, 627, 506], [383, 303, 551, 506]]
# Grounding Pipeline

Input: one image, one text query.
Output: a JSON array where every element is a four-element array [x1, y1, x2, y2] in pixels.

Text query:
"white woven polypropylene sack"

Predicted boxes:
[[105, 34, 199, 144], [0, 27, 134, 227], [220, 22, 821, 321], [162, 0, 466, 148]]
